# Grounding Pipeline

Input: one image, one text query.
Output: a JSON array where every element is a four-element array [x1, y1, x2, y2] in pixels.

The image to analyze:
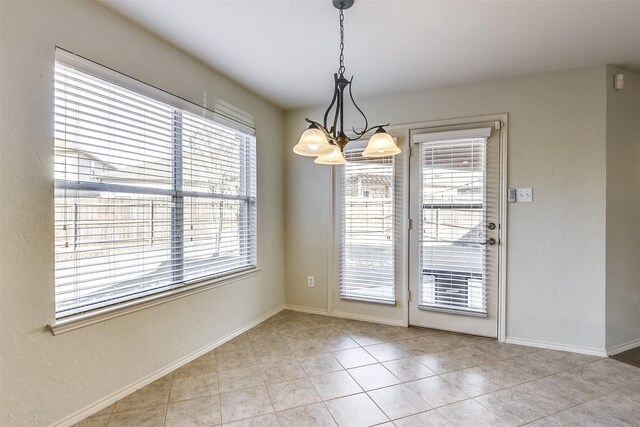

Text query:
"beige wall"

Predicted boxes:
[[605, 66, 640, 351], [0, 1, 285, 425], [285, 67, 608, 353]]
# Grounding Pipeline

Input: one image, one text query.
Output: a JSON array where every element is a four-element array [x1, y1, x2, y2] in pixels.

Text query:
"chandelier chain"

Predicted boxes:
[[339, 8, 345, 75]]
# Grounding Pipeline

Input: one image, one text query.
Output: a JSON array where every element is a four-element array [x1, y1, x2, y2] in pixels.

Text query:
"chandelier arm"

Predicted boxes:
[[346, 123, 392, 142], [347, 76, 368, 136], [323, 73, 340, 134], [337, 81, 344, 137]]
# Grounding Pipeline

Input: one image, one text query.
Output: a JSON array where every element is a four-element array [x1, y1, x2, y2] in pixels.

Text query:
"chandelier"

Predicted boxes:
[[293, 0, 400, 165]]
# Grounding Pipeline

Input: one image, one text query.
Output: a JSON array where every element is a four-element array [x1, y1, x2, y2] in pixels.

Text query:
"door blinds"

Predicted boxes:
[[339, 146, 399, 304], [414, 128, 491, 315], [54, 52, 257, 318]]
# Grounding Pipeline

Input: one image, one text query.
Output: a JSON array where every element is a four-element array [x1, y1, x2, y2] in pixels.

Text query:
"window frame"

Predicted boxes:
[[50, 49, 258, 334]]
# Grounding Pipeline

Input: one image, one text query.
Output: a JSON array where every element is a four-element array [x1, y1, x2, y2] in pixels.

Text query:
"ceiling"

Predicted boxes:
[[100, 0, 640, 110]]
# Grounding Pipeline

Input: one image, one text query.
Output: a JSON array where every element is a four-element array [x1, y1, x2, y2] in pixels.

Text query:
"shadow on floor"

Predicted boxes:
[[611, 346, 640, 369]]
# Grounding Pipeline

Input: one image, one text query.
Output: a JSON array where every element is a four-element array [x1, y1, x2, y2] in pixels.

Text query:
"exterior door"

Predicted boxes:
[[408, 121, 502, 337]]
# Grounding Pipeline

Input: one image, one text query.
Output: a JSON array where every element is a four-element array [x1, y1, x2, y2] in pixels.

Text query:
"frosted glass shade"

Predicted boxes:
[[293, 126, 333, 156], [314, 144, 347, 165], [362, 128, 400, 158]]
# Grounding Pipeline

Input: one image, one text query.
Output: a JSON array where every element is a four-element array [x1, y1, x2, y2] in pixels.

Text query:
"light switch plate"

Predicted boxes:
[[516, 188, 533, 202], [507, 188, 516, 203]]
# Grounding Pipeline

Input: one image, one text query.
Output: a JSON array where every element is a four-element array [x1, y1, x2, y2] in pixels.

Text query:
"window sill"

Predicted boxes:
[[48, 267, 261, 335], [339, 295, 396, 306]]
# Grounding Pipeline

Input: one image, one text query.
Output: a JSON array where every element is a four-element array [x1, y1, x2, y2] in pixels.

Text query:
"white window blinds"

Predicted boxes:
[[339, 147, 399, 304], [54, 52, 256, 319], [415, 128, 490, 315]]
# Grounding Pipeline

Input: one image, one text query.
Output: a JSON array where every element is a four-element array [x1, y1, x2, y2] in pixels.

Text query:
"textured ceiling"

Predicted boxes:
[[100, 0, 640, 110]]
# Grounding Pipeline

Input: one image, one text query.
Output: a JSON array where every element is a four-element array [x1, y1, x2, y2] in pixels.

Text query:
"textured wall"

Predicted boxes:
[[0, 1, 285, 425], [285, 67, 608, 353], [605, 66, 640, 351]]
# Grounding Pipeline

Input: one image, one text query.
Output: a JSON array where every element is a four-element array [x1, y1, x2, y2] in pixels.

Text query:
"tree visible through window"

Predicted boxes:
[[53, 57, 256, 318]]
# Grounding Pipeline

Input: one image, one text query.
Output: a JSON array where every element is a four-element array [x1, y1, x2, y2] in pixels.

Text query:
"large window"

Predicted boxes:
[[339, 147, 399, 304], [54, 52, 256, 319]]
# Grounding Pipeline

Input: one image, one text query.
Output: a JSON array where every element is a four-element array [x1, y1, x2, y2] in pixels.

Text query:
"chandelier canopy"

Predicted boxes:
[[293, 0, 400, 165]]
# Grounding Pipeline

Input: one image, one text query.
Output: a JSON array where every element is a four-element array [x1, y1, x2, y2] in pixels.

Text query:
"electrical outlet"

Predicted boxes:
[[307, 276, 315, 287]]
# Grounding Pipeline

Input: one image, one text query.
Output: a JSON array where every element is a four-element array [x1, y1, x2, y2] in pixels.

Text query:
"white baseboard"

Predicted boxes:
[[283, 304, 329, 316], [329, 310, 407, 327], [505, 336, 607, 357], [53, 304, 285, 427], [284, 304, 407, 327], [607, 337, 640, 356]]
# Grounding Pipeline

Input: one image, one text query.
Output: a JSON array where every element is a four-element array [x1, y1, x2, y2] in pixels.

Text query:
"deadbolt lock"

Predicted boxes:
[[487, 222, 496, 230]]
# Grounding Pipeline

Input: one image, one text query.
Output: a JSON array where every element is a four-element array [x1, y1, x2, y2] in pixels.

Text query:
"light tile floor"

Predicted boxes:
[[75, 310, 640, 426]]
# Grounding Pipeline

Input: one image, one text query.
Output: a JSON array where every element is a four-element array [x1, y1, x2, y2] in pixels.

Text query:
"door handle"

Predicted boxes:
[[482, 238, 497, 246]]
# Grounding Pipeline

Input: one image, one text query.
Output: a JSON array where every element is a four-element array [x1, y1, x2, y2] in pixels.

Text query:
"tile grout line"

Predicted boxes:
[[519, 392, 629, 426], [247, 338, 280, 426], [103, 403, 115, 427], [214, 351, 222, 427], [161, 372, 173, 427], [615, 390, 640, 408]]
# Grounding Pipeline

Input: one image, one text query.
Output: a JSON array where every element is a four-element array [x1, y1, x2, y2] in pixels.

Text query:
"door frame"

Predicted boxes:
[[326, 114, 508, 342]]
